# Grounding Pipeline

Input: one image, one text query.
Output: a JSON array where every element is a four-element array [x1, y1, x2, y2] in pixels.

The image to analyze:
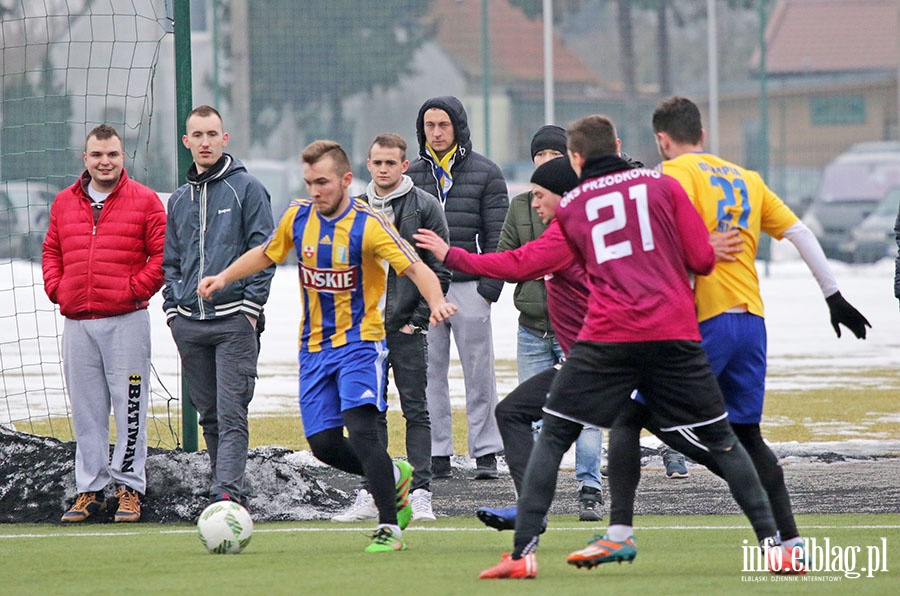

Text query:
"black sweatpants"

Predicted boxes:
[[612, 400, 799, 541], [495, 367, 557, 495], [511, 340, 778, 558]]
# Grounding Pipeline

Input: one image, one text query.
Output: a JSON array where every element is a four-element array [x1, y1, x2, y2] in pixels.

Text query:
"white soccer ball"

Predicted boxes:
[[197, 501, 254, 554]]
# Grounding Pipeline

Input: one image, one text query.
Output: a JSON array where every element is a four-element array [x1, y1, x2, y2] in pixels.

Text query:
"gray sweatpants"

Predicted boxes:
[[62, 310, 150, 494], [170, 315, 258, 501], [426, 281, 503, 458]]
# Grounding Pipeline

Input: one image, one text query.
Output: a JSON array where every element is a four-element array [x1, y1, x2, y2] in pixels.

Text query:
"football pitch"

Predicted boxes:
[[2, 514, 897, 595]]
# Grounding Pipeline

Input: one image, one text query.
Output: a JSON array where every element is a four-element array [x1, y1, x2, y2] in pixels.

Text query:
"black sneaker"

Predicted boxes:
[[473, 454, 499, 480], [432, 456, 452, 479], [578, 486, 603, 522], [662, 448, 689, 479], [208, 492, 236, 506]]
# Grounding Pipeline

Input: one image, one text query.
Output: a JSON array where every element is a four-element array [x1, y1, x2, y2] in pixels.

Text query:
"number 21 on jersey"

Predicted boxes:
[[586, 183, 655, 264]]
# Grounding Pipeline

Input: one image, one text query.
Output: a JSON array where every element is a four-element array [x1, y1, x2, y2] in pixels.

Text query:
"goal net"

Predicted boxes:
[[0, 0, 180, 448]]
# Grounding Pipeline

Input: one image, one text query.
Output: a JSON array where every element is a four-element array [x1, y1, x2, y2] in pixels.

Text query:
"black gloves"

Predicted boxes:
[[825, 291, 871, 339]]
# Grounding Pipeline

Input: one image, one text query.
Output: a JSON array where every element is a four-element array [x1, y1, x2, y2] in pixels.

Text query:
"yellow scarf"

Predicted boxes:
[[427, 143, 458, 200]]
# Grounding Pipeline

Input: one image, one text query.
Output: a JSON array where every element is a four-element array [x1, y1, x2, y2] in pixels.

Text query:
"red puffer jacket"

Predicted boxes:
[[42, 169, 166, 319]]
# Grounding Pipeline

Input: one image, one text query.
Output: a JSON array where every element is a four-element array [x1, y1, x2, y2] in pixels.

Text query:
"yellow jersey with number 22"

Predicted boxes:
[[661, 152, 798, 323]]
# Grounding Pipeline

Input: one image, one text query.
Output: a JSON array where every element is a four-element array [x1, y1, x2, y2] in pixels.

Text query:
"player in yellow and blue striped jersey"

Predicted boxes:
[[198, 140, 457, 553], [267, 193, 419, 353]]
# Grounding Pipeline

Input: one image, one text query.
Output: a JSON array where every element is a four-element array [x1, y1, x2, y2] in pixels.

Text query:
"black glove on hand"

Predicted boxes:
[[825, 291, 871, 339]]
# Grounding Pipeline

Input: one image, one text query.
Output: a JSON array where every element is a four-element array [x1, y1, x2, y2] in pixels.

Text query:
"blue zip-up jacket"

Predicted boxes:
[[162, 154, 275, 322]]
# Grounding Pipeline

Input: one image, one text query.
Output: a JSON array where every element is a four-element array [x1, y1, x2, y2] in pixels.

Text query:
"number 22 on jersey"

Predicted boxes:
[[710, 174, 750, 230]]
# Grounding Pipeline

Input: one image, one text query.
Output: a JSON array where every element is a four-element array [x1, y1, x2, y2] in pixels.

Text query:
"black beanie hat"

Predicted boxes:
[[530, 157, 579, 196], [530, 124, 567, 160]]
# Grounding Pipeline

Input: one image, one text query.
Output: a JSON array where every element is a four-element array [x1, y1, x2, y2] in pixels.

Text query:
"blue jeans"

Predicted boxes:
[[516, 326, 564, 383], [516, 326, 603, 492]]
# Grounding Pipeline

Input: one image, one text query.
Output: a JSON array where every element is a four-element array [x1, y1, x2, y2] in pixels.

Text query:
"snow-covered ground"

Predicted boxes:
[[2, 241, 899, 455]]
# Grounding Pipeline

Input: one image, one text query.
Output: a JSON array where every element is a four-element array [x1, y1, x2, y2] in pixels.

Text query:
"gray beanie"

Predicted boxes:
[[530, 157, 579, 196], [530, 124, 567, 160]]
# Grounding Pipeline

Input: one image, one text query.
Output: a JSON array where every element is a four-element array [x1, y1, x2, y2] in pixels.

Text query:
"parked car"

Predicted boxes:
[[0, 180, 58, 261], [803, 143, 900, 262], [847, 187, 900, 263]]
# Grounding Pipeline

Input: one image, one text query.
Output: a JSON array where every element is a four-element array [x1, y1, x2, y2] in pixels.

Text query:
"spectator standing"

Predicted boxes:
[[331, 133, 450, 523], [407, 96, 508, 479], [43, 124, 166, 523], [162, 105, 275, 507], [495, 125, 603, 520]]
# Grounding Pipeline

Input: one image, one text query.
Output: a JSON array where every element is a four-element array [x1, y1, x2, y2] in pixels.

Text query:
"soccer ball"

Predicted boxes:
[[197, 501, 254, 554]]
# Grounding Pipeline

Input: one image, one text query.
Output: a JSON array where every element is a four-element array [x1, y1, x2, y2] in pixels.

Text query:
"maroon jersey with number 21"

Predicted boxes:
[[555, 165, 715, 344]]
